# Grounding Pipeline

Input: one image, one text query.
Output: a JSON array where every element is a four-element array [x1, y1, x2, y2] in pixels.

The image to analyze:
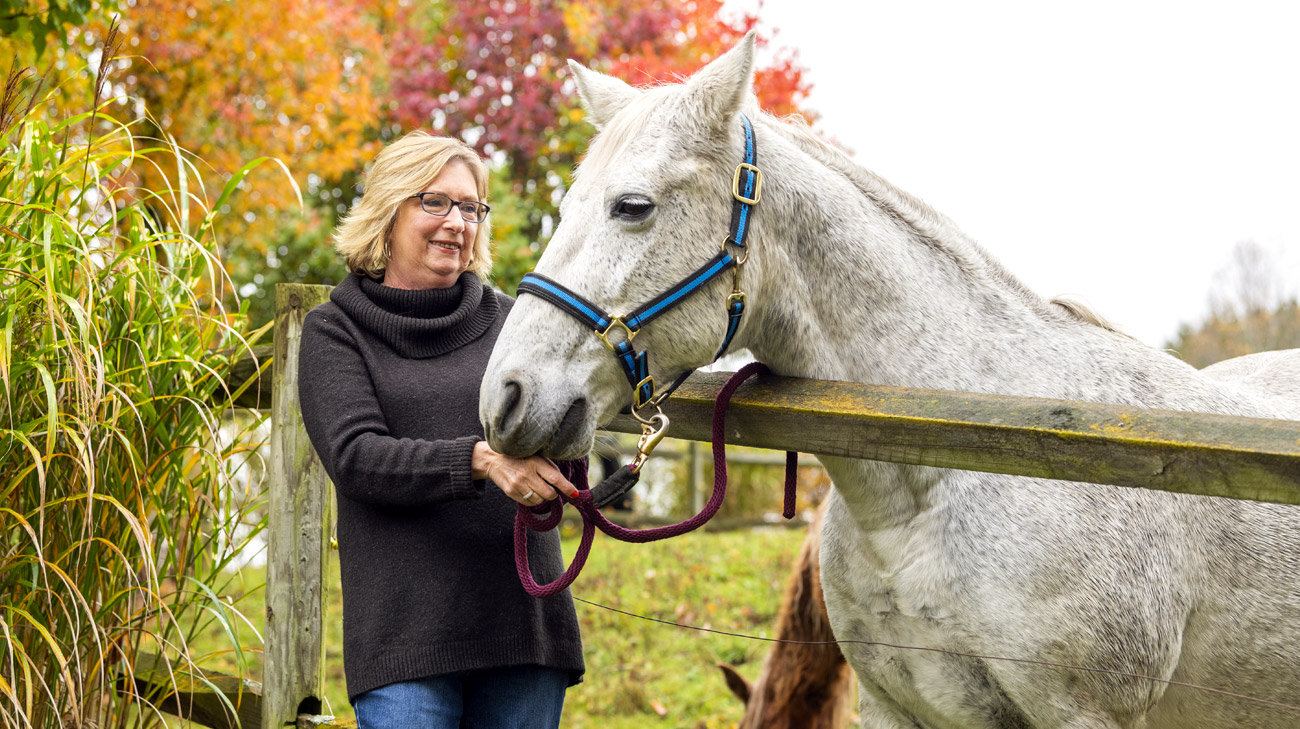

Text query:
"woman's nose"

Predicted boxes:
[[441, 208, 467, 232]]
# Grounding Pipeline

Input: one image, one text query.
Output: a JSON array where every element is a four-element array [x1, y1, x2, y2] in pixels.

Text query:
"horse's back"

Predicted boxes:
[[1198, 348, 1300, 416]]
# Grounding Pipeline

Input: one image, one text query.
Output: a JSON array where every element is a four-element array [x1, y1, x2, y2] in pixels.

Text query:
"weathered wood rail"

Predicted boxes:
[[138, 283, 1299, 728], [606, 373, 1300, 505], [122, 651, 262, 728]]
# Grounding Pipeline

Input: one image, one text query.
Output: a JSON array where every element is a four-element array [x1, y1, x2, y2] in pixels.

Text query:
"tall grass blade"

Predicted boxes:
[[1, 46, 274, 729]]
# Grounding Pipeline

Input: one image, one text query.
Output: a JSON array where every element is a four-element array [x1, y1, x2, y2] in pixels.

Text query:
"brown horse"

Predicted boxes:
[[719, 501, 854, 728]]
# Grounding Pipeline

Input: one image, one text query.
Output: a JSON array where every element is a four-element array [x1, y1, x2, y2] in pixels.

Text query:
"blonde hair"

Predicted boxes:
[[335, 131, 492, 278]]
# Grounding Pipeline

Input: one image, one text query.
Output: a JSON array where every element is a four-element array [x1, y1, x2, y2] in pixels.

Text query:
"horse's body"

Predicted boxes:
[[479, 34, 1300, 728]]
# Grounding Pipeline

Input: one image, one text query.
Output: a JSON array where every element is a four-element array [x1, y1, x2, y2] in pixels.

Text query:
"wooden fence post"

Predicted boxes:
[[264, 284, 334, 729]]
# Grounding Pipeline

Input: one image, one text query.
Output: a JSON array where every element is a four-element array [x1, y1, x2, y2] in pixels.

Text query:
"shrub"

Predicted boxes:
[[0, 44, 280, 728]]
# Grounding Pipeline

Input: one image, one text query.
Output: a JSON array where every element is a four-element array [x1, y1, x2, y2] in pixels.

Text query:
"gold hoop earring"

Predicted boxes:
[[383, 240, 391, 259]]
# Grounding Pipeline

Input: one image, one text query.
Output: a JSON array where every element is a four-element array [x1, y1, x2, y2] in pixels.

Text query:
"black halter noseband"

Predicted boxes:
[[517, 114, 762, 432]]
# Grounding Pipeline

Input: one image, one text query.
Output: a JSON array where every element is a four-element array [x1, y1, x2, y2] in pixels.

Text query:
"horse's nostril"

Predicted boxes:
[[496, 378, 523, 435]]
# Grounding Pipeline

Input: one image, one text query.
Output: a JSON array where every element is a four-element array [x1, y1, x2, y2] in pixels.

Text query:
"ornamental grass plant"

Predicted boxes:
[[0, 39, 286, 728]]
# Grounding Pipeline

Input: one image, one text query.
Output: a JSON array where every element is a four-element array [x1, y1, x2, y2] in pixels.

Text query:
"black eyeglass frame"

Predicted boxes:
[[409, 192, 491, 223]]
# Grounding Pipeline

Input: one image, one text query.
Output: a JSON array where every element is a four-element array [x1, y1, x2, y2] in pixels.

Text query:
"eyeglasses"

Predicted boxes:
[[410, 192, 490, 223]]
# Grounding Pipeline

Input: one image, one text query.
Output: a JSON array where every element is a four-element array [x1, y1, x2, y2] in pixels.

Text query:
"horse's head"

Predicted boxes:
[[481, 33, 763, 458]]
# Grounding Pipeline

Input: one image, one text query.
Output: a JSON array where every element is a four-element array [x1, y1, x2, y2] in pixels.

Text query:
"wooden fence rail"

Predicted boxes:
[[605, 373, 1300, 505], [140, 283, 1298, 729], [122, 651, 261, 728]]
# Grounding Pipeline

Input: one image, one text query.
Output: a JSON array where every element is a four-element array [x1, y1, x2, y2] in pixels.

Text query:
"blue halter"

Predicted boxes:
[[518, 114, 762, 419]]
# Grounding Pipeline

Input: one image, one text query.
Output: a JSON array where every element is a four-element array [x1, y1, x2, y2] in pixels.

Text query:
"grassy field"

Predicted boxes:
[[189, 522, 836, 728]]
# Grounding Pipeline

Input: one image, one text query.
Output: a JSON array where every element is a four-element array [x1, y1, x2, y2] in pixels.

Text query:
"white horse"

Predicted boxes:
[[479, 33, 1300, 729]]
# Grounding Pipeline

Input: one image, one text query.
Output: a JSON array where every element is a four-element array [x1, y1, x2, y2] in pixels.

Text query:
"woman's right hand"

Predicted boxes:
[[471, 441, 577, 505]]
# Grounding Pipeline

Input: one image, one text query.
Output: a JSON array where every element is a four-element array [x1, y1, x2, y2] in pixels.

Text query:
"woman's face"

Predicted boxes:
[[385, 160, 480, 290]]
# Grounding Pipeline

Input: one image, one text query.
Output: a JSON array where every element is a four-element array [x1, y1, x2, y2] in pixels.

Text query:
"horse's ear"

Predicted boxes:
[[568, 59, 639, 130], [717, 662, 752, 705], [683, 30, 757, 132]]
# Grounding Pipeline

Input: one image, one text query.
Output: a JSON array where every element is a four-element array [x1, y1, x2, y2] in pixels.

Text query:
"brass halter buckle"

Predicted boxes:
[[732, 162, 763, 205], [629, 412, 670, 473], [596, 316, 638, 350], [632, 374, 656, 411]]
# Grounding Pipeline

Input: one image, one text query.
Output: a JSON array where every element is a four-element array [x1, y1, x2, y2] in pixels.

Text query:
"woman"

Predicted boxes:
[[297, 131, 585, 728]]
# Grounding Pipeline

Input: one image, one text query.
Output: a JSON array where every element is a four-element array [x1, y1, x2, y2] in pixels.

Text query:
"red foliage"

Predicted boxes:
[[388, 0, 815, 166]]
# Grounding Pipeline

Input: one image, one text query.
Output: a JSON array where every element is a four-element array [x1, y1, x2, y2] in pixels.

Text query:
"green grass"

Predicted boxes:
[[192, 524, 812, 728], [562, 526, 808, 728]]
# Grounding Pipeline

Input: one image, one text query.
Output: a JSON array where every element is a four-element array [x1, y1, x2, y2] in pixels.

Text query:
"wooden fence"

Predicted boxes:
[[136, 283, 1300, 729]]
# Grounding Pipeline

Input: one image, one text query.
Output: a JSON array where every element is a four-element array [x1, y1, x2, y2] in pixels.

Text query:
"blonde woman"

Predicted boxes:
[[298, 131, 584, 728]]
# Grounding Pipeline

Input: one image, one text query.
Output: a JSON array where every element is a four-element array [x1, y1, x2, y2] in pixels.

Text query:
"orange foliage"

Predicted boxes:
[[578, 0, 815, 121], [117, 0, 387, 243]]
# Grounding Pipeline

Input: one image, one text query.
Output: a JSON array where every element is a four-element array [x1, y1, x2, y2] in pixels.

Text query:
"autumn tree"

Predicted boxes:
[[1166, 240, 1300, 367], [76, 0, 391, 317], [387, 0, 815, 292], [0, 0, 121, 57], [120, 0, 388, 192], [58, 0, 814, 322]]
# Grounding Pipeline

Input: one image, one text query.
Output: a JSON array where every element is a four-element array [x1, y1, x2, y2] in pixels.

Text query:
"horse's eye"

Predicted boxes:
[[613, 197, 654, 220]]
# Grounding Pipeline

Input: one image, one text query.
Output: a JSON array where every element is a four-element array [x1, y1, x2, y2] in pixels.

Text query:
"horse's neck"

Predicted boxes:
[[747, 224, 1092, 397], [738, 129, 1270, 526], [740, 130, 1236, 413]]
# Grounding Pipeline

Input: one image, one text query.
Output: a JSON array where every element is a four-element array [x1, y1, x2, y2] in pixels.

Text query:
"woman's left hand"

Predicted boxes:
[[471, 441, 576, 505]]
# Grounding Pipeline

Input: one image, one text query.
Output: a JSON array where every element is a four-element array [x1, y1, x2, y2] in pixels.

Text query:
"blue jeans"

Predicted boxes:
[[353, 665, 569, 729]]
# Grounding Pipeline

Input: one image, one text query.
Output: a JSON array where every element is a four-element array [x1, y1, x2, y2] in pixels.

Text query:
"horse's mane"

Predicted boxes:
[[756, 111, 1122, 334]]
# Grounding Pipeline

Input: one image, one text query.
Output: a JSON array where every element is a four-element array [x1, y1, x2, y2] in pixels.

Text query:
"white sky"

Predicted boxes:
[[732, 0, 1300, 348]]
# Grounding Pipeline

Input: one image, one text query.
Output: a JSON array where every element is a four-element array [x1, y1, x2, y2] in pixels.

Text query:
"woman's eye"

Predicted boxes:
[[613, 197, 654, 219]]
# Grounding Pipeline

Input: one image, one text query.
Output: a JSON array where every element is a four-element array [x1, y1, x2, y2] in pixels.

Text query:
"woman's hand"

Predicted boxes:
[[471, 441, 577, 505]]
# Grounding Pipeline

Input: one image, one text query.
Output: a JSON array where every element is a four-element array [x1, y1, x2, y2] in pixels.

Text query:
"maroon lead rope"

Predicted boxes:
[[514, 362, 799, 598]]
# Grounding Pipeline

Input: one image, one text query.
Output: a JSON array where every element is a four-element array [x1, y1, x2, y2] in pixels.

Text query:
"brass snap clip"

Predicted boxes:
[[630, 412, 670, 473]]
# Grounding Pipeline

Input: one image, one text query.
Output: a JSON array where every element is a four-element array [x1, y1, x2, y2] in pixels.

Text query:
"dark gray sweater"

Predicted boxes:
[[297, 271, 584, 700]]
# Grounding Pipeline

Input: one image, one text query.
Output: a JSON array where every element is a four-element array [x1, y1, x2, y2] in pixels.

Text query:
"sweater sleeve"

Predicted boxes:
[[297, 308, 487, 507]]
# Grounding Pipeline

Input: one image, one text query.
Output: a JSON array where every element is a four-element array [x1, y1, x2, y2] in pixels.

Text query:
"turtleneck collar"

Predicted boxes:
[[330, 271, 501, 359], [359, 275, 464, 318]]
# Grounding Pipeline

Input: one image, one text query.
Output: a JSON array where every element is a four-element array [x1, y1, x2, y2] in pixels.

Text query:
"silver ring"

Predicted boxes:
[[522, 491, 537, 502]]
